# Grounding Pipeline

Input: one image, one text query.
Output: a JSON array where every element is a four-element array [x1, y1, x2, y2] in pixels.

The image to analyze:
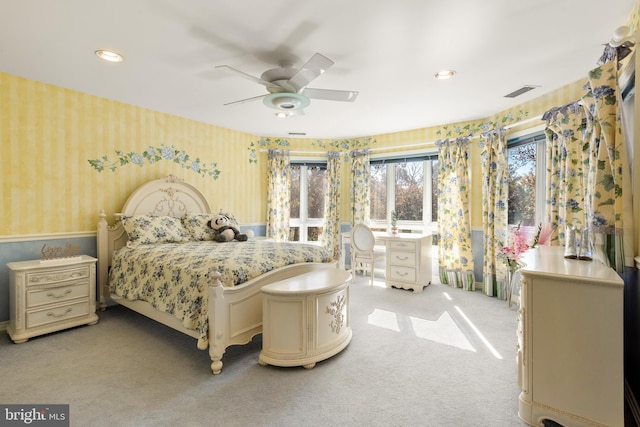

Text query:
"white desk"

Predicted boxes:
[[341, 231, 432, 292]]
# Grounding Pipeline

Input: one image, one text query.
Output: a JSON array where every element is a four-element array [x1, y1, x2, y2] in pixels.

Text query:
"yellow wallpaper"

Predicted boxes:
[[0, 72, 261, 236], [1, 33, 635, 238]]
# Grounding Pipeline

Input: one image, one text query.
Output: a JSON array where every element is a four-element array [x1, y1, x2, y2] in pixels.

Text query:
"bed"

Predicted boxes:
[[96, 175, 335, 374]]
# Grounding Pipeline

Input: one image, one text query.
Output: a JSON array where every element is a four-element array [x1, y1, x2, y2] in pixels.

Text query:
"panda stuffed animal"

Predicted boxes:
[[207, 213, 249, 242]]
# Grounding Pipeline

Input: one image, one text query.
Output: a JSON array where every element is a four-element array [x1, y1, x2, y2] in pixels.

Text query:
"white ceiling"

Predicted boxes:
[[0, 0, 634, 139]]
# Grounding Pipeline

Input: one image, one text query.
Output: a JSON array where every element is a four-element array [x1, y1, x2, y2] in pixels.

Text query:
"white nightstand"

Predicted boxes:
[[7, 255, 99, 343]]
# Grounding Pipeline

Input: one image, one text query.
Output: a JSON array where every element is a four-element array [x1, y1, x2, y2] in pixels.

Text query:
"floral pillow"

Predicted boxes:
[[182, 213, 216, 241], [122, 215, 191, 248], [183, 212, 239, 241]]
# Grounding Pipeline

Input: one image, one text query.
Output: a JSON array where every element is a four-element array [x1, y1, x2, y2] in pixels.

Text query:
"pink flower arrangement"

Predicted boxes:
[[498, 226, 530, 271]]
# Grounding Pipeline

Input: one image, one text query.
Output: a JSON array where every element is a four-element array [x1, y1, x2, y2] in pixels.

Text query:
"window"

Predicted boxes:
[[289, 162, 327, 242], [507, 131, 546, 228], [369, 153, 438, 233]]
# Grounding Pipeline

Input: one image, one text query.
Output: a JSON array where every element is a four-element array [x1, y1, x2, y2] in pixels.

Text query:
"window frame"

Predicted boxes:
[[506, 126, 547, 228], [369, 149, 438, 233], [289, 159, 327, 243]]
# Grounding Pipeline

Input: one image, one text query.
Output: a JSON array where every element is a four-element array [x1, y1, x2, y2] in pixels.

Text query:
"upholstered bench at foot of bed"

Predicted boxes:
[[258, 269, 352, 369]]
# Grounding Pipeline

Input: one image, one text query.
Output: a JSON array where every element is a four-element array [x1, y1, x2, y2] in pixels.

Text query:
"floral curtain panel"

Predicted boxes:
[[350, 149, 370, 225], [265, 149, 290, 242], [436, 137, 474, 291], [480, 129, 509, 299], [321, 152, 342, 260], [542, 53, 635, 271], [542, 101, 591, 247], [582, 59, 635, 270]]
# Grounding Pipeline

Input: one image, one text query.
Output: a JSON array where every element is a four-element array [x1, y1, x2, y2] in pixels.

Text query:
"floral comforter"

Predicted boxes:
[[109, 240, 332, 349]]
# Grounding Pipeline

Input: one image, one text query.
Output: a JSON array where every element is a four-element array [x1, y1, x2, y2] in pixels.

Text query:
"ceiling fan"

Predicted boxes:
[[215, 52, 358, 116]]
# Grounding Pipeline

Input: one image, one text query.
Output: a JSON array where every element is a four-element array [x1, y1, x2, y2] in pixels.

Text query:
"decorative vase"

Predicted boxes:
[[390, 226, 398, 235], [506, 268, 519, 309]]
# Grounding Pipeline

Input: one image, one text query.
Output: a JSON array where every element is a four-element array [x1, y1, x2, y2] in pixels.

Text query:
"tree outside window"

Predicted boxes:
[[395, 161, 423, 221], [369, 157, 437, 233], [289, 164, 326, 242], [508, 143, 536, 227]]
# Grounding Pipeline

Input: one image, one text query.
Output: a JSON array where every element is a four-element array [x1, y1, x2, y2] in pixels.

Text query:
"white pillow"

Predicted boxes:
[[122, 215, 191, 248]]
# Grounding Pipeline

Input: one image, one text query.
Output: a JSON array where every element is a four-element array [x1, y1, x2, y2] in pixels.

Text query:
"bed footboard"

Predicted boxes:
[[206, 262, 337, 374]]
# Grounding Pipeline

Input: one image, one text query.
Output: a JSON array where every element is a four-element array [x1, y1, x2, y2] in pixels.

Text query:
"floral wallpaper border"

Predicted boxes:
[[247, 138, 290, 164], [247, 137, 376, 163], [437, 109, 529, 139], [312, 138, 376, 162], [88, 144, 221, 179]]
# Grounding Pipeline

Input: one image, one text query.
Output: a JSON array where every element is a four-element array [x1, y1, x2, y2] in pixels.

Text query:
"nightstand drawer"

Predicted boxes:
[[388, 240, 418, 252], [388, 250, 417, 267], [388, 265, 416, 282], [27, 280, 89, 308], [26, 265, 90, 286], [27, 300, 90, 329]]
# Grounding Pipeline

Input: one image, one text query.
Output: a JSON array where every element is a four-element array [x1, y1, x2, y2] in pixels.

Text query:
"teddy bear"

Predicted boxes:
[[207, 213, 249, 242]]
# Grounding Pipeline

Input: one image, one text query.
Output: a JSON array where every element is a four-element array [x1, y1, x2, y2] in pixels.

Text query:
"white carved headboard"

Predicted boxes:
[[97, 175, 212, 306], [119, 174, 211, 218]]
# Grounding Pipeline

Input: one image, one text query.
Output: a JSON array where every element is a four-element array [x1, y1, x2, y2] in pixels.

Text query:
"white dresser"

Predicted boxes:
[[340, 231, 433, 292], [7, 256, 99, 343], [517, 246, 623, 427]]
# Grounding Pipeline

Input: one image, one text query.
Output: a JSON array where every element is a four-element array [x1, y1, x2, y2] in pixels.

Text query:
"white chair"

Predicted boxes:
[[350, 224, 385, 286]]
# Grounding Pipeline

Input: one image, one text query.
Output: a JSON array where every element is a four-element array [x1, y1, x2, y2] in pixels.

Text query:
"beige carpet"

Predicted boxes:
[[0, 273, 525, 426]]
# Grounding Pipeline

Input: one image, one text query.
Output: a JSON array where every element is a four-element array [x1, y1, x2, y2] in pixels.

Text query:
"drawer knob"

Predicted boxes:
[[396, 256, 409, 261], [396, 271, 408, 277], [47, 289, 73, 299], [47, 307, 72, 318]]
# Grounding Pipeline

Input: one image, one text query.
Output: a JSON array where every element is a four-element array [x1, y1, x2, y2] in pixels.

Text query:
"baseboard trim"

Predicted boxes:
[[626, 378, 640, 425], [0, 320, 8, 333]]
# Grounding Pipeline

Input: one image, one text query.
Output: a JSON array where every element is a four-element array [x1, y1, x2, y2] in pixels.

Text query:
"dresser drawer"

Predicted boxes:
[[387, 265, 416, 282], [27, 300, 90, 329], [26, 280, 89, 308], [388, 240, 418, 252], [388, 250, 417, 267], [26, 265, 90, 286]]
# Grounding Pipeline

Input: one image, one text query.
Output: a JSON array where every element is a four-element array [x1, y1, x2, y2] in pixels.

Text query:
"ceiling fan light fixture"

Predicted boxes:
[[263, 93, 310, 111], [434, 70, 455, 80], [95, 49, 124, 63]]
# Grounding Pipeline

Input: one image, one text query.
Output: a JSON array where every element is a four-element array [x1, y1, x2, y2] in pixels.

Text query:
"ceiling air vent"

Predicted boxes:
[[504, 85, 539, 98], [288, 132, 306, 136]]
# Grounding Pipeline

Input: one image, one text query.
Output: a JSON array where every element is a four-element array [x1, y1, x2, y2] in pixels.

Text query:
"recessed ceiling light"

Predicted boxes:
[[434, 70, 456, 80], [95, 49, 124, 63]]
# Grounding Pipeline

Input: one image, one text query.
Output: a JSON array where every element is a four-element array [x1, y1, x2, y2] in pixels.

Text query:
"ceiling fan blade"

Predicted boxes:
[[222, 94, 267, 106], [287, 53, 334, 91], [302, 88, 359, 102], [215, 65, 280, 90]]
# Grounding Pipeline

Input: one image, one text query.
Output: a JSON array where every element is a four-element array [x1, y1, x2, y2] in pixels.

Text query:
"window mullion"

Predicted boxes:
[[300, 166, 309, 242], [535, 138, 546, 224], [423, 160, 431, 229], [387, 164, 395, 225]]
